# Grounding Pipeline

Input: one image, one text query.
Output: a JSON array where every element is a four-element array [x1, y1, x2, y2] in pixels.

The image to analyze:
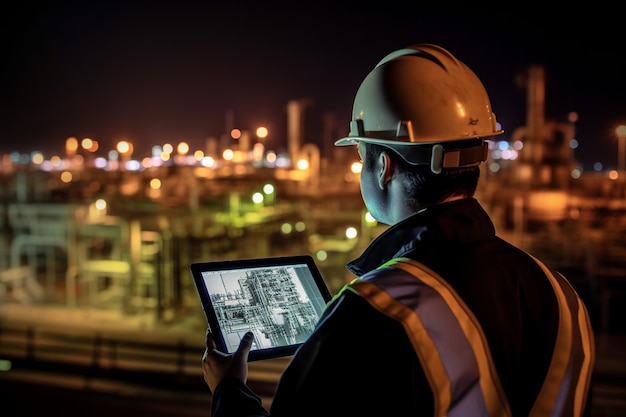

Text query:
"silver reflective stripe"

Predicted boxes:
[[527, 256, 595, 417], [349, 258, 512, 417], [348, 256, 593, 416]]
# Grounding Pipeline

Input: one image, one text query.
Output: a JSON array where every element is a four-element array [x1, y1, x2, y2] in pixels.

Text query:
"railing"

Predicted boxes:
[[0, 321, 203, 390], [0, 319, 287, 400]]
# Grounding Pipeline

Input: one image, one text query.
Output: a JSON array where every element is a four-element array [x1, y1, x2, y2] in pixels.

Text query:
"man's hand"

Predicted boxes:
[[202, 328, 254, 393]]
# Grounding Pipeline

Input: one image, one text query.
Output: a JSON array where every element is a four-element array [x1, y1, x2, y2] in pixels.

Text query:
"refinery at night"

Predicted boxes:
[[1, 65, 626, 416]]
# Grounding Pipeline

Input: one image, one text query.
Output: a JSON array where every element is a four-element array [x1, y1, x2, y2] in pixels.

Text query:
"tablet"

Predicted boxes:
[[190, 255, 333, 361]]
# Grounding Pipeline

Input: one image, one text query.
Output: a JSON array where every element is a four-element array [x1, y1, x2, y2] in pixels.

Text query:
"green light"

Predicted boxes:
[[252, 192, 264, 204], [262, 183, 274, 194], [0, 359, 12, 371]]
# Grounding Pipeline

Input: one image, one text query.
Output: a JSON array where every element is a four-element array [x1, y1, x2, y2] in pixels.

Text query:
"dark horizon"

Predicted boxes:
[[3, 3, 625, 170]]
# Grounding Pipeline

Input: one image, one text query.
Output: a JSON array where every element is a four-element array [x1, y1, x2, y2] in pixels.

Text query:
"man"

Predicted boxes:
[[202, 43, 595, 416]]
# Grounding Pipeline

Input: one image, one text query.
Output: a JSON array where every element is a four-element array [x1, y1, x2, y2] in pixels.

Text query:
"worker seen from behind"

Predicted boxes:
[[201, 43, 595, 417]]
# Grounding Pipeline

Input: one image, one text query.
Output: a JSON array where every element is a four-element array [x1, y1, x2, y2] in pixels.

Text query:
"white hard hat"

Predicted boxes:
[[335, 43, 503, 173]]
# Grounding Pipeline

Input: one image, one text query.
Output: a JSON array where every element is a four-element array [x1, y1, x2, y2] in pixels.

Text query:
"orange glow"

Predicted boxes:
[[66, 137, 78, 155], [567, 112, 578, 123], [527, 191, 569, 221], [50, 155, 62, 168]]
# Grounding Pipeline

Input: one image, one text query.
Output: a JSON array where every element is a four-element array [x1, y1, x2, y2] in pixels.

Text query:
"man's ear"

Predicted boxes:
[[377, 151, 395, 189]]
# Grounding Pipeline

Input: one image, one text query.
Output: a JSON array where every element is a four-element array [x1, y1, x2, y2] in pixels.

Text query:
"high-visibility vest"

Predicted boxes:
[[342, 256, 595, 417]]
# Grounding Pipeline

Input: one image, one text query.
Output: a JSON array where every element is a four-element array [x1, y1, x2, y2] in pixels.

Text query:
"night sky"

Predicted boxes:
[[2, 2, 625, 170]]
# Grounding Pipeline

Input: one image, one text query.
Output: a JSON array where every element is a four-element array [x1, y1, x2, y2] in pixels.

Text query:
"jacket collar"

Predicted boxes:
[[345, 198, 496, 276]]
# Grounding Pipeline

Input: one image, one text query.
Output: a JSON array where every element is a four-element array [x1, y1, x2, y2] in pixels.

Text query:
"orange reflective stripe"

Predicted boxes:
[[388, 258, 512, 417], [528, 256, 595, 417], [576, 302, 595, 415], [348, 255, 593, 416], [350, 280, 452, 416], [349, 257, 512, 417]]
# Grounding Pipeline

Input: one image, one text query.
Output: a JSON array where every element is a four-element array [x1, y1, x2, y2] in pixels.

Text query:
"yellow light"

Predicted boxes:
[[117, 140, 133, 155], [256, 126, 268, 139], [253, 143, 265, 160], [315, 250, 328, 261], [281, 223, 293, 234], [95, 198, 107, 210], [351, 162, 362, 174], [345, 227, 358, 239], [266, 151, 277, 163], [60, 171, 73, 183], [223, 149, 234, 160], [201, 156, 215, 167], [149, 178, 161, 189], [177, 141, 189, 155], [31, 152, 44, 165], [297, 159, 309, 170], [163, 143, 174, 154], [81, 138, 93, 150]]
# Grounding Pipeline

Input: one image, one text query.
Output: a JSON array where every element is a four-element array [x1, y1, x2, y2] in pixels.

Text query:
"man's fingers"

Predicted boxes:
[[236, 331, 254, 359], [205, 328, 217, 350]]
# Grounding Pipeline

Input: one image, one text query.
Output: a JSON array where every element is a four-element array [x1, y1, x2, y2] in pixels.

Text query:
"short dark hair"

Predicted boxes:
[[363, 142, 480, 208]]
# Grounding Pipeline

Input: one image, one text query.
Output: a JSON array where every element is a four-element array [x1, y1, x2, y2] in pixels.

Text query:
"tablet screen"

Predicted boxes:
[[190, 255, 332, 361]]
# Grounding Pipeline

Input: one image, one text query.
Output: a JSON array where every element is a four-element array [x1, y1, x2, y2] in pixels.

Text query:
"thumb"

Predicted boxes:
[[235, 331, 254, 359], [205, 327, 217, 350]]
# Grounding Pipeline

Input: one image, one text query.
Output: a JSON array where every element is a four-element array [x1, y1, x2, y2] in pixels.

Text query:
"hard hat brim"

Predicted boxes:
[[334, 134, 500, 173], [334, 130, 503, 148]]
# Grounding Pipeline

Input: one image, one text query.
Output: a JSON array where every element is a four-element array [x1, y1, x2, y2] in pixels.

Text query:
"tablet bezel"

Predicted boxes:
[[190, 255, 332, 361]]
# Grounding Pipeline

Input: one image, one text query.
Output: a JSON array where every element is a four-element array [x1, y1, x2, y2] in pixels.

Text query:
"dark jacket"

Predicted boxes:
[[211, 198, 594, 417]]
